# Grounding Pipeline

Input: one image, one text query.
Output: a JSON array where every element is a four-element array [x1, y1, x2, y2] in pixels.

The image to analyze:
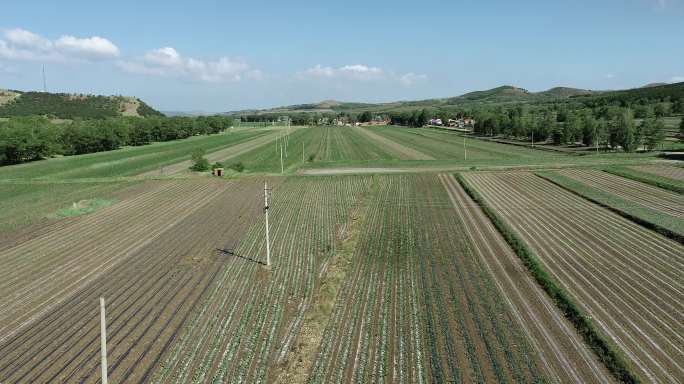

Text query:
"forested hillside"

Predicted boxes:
[[0, 91, 163, 119]]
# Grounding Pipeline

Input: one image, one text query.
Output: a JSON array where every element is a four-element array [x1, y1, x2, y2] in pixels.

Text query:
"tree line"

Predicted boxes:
[[0, 115, 234, 165], [471, 102, 681, 151]]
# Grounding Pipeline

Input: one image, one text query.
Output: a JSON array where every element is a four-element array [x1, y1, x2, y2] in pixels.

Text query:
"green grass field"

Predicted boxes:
[[0, 129, 268, 180]]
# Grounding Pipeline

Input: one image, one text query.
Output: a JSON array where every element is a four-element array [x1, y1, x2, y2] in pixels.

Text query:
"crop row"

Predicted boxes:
[[463, 172, 684, 383], [0, 179, 262, 383], [309, 174, 549, 383], [149, 175, 371, 383]]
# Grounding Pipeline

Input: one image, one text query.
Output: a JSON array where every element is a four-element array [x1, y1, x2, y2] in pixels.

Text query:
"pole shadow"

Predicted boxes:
[[216, 248, 265, 266]]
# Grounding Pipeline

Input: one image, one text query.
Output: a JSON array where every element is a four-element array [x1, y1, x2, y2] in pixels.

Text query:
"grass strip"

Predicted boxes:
[[536, 171, 683, 244], [455, 173, 640, 384], [603, 166, 684, 194]]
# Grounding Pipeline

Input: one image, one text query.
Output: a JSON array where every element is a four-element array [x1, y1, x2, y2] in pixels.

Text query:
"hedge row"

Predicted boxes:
[[455, 173, 640, 384]]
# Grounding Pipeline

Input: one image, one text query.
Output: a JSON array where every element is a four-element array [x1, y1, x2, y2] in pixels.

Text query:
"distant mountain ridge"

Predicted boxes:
[[220, 85, 596, 115], [223, 82, 683, 116], [0, 89, 163, 119]]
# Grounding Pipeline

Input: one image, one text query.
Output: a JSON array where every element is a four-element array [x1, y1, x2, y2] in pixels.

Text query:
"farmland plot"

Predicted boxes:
[[0, 130, 267, 180], [148, 175, 371, 383], [309, 174, 609, 383], [557, 169, 684, 219], [369, 126, 562, 162], [630, 164, 684, 182], [0, 179, 263, 383], [463, 172, 684, 383], [225, 126, 399, 173]]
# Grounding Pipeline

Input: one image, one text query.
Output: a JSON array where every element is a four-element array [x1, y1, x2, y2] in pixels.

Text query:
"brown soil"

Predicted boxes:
[[0, 179, 262, 383]]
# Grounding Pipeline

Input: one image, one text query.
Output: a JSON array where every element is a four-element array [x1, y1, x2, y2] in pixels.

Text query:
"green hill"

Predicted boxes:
[[225, 82, 684, 117], [0, 90, 163, 119]]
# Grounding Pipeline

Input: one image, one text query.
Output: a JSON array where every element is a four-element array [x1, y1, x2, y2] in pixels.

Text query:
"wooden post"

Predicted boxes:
[[264, 182, 271, 267], [100, 297, 108, 384]]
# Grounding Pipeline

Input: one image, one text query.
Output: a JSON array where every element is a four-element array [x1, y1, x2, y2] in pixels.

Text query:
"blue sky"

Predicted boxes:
[[1, 0, 683, 112]]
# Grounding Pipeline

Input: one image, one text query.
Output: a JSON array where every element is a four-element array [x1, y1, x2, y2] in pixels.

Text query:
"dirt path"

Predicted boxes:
[[139, 130, 282, 176], [353, 127, 435, 160]]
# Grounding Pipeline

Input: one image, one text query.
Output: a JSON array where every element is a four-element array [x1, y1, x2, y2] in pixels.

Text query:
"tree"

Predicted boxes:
[[642, 118, 666, 150], [582, 115, 597, 146], [610, 110, 637, 152], [358, 111, 372, 123], [189, 148, 209, 171]]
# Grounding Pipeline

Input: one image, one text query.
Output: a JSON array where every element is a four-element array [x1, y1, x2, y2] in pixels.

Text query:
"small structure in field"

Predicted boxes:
[[211, 167, 224, 177]]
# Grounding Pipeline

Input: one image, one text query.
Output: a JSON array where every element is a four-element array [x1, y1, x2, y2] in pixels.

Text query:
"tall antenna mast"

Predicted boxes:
[[42, 65, 47, 92]]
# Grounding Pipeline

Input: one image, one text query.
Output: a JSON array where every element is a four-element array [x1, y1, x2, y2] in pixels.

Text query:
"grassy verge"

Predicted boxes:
[[537, 172, 683, 243], [455, 173, 640, 384], [603, 166, 684, 194]]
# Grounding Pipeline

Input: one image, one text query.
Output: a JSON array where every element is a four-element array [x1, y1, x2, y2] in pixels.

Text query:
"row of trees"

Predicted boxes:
[[0, 115, 234, 165], [473, 107, 673, 151]]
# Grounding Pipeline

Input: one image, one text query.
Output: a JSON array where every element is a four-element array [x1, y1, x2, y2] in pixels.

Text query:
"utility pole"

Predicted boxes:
[[100, 297, 108, 384], [280, 143, 284, 174], [595, 126, 599, 154], [263, 181, 271, 267], [463, 135, 467, 161], [531, 131, 535, 148], [302, 142, 305, 163]]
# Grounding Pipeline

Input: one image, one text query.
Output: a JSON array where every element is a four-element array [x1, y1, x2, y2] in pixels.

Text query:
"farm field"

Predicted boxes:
[[462, 172, 684, 383], [0, 128, 270, 180], [538, 170, 684, 238], [306, 174, 611, 383], [0, 179, 263, 383], [553, 169, 684, 218], [0, 180, 137, 236], [630, 164, 684, 182], [0, 122, 682, 384]]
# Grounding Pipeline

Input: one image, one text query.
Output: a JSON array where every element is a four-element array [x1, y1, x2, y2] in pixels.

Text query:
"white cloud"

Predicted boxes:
[[604, 73, 615, 79], [0, 28, 119, 62], [668, 76, 684, 83], [299, 64, 384, 81], [399, 72, 428, 86], [54, 35, 119, 59], [339, 64, 383, 80], [117, 47, 259, 83], [5, 28, 52, 51], [301, 64, 335, 78]]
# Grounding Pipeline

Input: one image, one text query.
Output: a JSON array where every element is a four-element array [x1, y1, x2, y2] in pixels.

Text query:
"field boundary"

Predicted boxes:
[[603, 167, 684, 194], [536, 172, 683, 244], [455, 173, 640, 384]]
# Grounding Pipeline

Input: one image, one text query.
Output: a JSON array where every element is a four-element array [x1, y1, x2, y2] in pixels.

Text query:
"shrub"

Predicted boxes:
[[190, 148, 209, 171], [229, 162, 244, 172]]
